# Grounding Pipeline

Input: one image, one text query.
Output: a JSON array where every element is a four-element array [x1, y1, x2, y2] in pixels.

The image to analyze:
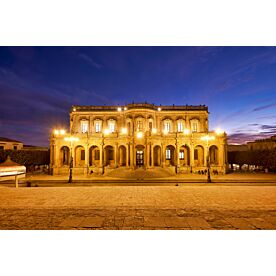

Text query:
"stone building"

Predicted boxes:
[[0, 137, 23, 150], [247, 135, 276, 151], [50, 103, 227, 175]]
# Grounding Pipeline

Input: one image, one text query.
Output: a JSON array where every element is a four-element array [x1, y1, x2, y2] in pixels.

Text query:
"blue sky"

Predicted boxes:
[[0, 46, 275, 146]]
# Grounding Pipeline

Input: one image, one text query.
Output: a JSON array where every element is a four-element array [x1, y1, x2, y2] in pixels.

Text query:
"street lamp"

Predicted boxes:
[[201, 135, 215, 183], [64, 136, 79, 183], [102, 129, 110, 174]]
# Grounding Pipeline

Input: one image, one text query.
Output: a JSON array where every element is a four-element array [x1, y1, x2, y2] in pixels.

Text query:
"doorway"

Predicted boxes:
[[136, 150, 144, 166]]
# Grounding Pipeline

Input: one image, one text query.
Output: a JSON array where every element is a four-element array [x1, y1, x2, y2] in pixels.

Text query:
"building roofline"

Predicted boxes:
[[0, 137, 22, 143], [71, 103, 208, 112]]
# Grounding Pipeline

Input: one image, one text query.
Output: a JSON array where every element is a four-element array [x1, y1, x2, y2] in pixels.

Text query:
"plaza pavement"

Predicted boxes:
[[1, 175, 276, 229]]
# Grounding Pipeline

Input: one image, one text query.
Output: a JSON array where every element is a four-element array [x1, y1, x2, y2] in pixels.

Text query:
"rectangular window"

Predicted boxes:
[[177, 122, 183, 132], [192, 122, 198, 132], [164, 122, 170, 132], [94, 150, 100, 160], [81, 120, 89, 133], [109, 121, 115, 133], [13, 145, 18, 150], [95, 122, 101, 133], [194, 149, 198, 160], [81, 150, 85, 160], [137, 121, 142, 131], [166, 149, 171, 159], [0, 146, 4, 150], [179, 150, 184, 160], [149, 122, 152, 131]]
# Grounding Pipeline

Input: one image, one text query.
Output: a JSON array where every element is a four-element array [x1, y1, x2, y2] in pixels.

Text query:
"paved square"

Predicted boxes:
[[0, 183, 276, 229]]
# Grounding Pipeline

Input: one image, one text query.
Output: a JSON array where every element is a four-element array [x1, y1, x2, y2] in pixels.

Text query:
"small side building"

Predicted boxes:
[[0, 137, 23, 150]]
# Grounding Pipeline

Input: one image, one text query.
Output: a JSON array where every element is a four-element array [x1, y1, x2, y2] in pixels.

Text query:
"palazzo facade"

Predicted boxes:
[[50, 103, 227, 175]]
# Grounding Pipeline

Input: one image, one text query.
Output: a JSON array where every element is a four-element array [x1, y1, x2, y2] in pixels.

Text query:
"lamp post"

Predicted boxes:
[[102, 128, 110, 175], [64, 136, 79, 183], [201, 134, 215, 183]]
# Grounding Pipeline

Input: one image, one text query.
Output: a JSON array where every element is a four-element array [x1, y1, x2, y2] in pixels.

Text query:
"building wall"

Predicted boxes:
[[0, 141, 23, 150], [247, 136, 276, 151], [50, 104, 227, 175]]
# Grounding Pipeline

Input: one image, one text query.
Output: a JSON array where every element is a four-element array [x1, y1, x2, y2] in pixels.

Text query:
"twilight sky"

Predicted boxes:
[[0, 46, 275, 147]]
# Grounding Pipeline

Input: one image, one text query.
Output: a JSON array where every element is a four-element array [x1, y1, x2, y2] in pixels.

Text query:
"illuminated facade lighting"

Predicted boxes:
[[104, 129, 110, 135], [215, 128, 224, 135], [201, 135, 215, 141], [117, 107, 122, 112], [121, 128, 127, 134], [137, 132, 143, 138], [152, 128, 157, 134], [64, 136, 79, 142], [157, 107, 161, 111], [124, 107, 127, 111], [183, 129, 190, 135]]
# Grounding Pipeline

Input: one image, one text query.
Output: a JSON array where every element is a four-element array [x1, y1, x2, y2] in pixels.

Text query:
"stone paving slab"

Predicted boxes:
[[225, 218, 256, 230], [79, 217, 105, 228], [0, 185, 276, 229]]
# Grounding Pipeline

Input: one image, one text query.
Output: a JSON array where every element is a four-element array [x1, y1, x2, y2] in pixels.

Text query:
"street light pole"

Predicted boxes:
[[69, 143, 73, 183], [206, 138, 211, 183], [201, 134, 215, 184], [64, 136, 79, 184]]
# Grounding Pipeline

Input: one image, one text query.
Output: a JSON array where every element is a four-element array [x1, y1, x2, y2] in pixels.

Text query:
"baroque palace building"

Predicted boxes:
[[50, 103, 227, 175]]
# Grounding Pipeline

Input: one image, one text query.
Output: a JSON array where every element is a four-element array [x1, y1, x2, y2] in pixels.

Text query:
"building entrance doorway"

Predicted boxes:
[[136, 150, 144, 166]]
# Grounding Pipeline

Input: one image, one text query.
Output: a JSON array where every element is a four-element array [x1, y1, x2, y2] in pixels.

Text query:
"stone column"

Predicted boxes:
[[146, 143, 150, 168], [190, 144, 194, 169], [151, 144, 154, 167], [114, 143, 118, 167], [133, 143, 136, 167], [176, 142, 180, 172], [99, 145, 103, 168], [204, 145, 208, 166], [130, 142, 134, 169], [126, 143, 129, 168], [161, 143, 166, 167], [85, 144, 89, 173]]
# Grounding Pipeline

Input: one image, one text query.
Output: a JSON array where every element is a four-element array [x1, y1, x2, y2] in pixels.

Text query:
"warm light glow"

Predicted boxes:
[[60, 129, 66, 135], [215, 128, 224, 135], [157, 107, 161, 111], [121, 128, 127, 134], [104, 129, 110, 135], [183, 129, 190, 135], [137, 132, 143, 138], [201, 135, 215, 141], [163, 129, 168, 135], [117, 107, 122, 112], [152, 128, 157, 134], [54, 129, 59, 135], [73, 107, 76, 112], [64, 137, 79, 142], [124, 107, 127, 111]]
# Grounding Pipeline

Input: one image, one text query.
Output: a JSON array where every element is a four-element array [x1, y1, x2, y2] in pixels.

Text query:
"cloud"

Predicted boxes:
[[78, 53, 103, 69], [252, 103, 276, 112]]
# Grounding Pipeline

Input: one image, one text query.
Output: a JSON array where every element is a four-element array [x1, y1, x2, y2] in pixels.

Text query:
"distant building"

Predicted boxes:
[[247, 135, 276, 151], [0, 137, 48, 151], [50, 103, 228, 175], [0, 137, 23, 150], [227, 144, 248, 152], [22, 145, 49, 151]]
